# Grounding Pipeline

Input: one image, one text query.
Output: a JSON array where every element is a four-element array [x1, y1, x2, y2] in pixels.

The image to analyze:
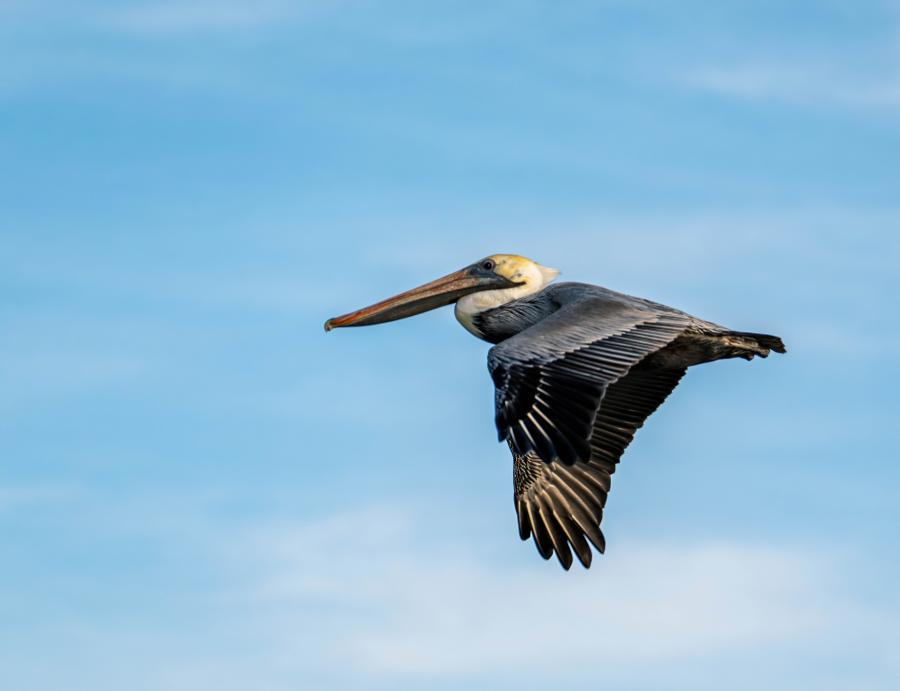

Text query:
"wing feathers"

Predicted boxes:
[[491, 304, 689, 465], [512, 363, 686, 569], [545, 484, 594, 568], [527, 500, 555, 560], [536, 494, 574, 570], [495, 293, 691, 567]]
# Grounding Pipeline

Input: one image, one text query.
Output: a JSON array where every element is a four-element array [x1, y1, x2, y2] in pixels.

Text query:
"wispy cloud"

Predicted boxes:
[[228, 504, 895, 685], [102, 0, 329, 35], [0, 346, 147, 406], [683, 62, 900, 110], [0, 484, 79, 512]]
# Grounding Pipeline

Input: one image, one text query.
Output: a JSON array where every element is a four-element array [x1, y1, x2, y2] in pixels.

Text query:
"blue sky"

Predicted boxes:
[[2, 1, 899, 689]]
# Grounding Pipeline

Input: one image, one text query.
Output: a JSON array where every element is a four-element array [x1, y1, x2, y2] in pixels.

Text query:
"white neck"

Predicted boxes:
[[454, 263, 558, 338]]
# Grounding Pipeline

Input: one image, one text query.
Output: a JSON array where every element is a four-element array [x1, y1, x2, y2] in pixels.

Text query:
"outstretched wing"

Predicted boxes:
[[513, 364, 687, 568], [488, 296, 689, 466]]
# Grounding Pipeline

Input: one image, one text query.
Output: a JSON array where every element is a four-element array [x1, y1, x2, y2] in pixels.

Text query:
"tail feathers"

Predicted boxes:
[[729, 331, 787, 358]]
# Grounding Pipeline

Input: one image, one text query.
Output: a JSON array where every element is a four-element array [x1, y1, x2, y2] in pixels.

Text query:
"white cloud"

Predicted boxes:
[[101, 0, 338, 35], [683, 62, 900, 110], [0, 347, 146, 405], [106, 0, 289, 34], [228, 504, 893, 685], [0, 484, 79, 511], [6, 494, 895, 691]]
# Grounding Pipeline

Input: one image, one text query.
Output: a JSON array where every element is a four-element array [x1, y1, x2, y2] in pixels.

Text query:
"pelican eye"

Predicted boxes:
[[481, 259, 495, 271]]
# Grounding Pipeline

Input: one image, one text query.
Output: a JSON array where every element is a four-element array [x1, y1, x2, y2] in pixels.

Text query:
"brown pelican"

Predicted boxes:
[[325, 254, 785, 569]]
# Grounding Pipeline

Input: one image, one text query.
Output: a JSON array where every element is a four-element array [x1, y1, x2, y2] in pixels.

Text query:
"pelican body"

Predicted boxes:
[[325, 254, 785, 569]]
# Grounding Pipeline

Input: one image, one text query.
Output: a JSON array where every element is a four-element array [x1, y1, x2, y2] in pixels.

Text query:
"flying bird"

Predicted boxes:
[[325, 254, 785, 569]]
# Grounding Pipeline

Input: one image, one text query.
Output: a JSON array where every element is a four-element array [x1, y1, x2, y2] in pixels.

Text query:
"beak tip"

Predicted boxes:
[[323, 319, 335, 332]]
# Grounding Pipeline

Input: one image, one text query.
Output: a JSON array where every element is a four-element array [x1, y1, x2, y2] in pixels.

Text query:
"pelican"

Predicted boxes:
[[325, 254, 785, 569]]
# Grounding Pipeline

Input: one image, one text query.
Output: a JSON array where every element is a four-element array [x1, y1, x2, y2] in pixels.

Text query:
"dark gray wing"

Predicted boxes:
[[514, 363, 687, 569], [488, 296, 690, 466]]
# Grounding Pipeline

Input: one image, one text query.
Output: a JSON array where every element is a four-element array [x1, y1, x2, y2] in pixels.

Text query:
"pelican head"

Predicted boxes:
[[324, 254, 559, 331]]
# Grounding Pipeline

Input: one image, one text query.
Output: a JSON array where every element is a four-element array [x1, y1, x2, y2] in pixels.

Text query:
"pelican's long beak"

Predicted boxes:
[[324, 265, 515, 331]]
